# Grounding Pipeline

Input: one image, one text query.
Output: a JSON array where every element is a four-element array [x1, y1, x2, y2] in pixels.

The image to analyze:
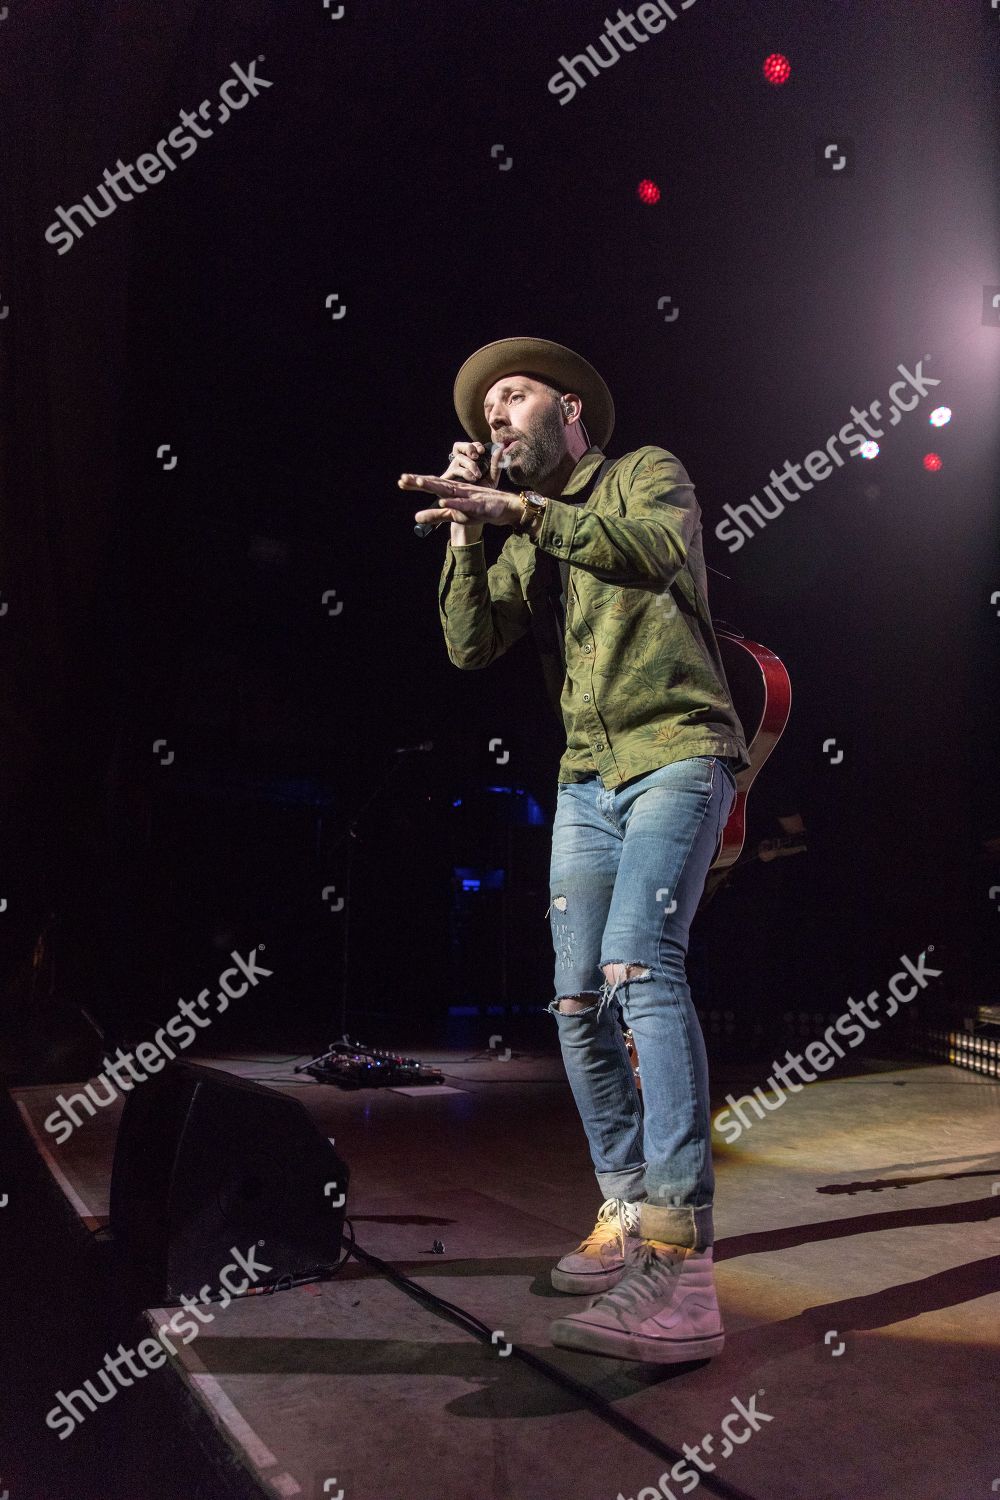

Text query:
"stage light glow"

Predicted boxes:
[[637, 179, 661, 204], [859, 440, 880, 460], [929, 406, 952, 426], [762, 53, 791, 86], [923, 453, 942, 471]]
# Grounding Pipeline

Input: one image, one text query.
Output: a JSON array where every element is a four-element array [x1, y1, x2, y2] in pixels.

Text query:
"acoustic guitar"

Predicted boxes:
[[708, 628, 793, 871]]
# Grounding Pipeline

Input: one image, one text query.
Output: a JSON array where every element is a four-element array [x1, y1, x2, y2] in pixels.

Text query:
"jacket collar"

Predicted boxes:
[[560, 446, 607, 498]]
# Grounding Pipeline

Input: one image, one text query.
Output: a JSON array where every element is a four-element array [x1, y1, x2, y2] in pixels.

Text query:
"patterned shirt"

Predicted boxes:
[[437, 444, 750, 788]]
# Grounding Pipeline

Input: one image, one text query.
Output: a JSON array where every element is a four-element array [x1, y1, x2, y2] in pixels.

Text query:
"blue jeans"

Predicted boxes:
[[546, 755, 737, 1251]]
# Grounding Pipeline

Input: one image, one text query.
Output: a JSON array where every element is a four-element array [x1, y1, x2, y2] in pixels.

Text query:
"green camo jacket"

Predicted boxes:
[[437, 444, 751, 789]]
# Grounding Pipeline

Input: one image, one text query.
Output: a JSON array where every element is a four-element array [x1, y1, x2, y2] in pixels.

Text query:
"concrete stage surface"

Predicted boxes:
[[11, 1043, 1000, 1500]]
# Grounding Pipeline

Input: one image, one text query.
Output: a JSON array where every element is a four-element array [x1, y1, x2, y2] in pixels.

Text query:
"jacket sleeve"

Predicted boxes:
[[531, 446, 699, 590], [437, 538, 531, 669]]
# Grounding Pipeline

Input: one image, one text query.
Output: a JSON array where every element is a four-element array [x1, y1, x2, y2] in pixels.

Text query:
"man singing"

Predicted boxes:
[[398, 337, 749, 1364]]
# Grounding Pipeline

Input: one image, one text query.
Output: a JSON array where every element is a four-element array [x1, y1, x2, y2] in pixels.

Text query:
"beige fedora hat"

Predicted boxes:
[[453, 336, 615, 450]]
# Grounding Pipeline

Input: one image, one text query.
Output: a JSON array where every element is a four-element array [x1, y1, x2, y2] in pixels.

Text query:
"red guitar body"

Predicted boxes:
[[709, 630, 793, 871]]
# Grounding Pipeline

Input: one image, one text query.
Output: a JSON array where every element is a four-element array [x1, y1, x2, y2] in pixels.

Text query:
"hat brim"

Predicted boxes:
[[453, 336, 615, 451]]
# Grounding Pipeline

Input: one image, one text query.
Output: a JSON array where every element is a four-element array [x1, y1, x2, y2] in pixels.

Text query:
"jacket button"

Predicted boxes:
[[583, 693, 591, 702], [583, 643, 592, 653], [553, 536, 563, 547], [594, 742, 605, 752]]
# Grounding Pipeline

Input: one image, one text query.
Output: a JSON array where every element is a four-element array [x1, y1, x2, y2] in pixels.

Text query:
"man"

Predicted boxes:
[[398, 337, 750, 1364]]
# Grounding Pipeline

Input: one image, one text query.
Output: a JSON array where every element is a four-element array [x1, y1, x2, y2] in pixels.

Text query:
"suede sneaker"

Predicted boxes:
[[550, 1198, 644, 1294], [550, 1238, 724, 1362]]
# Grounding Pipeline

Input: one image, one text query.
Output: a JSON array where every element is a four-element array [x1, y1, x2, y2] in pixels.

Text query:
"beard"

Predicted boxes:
[[502, 400, 565, 488]]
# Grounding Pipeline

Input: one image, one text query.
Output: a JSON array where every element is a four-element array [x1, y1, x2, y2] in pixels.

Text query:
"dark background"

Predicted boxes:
[[1, 0, 997, 1060]]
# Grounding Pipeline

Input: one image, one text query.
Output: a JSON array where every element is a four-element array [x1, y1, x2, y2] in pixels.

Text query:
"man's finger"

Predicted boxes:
[[414, 508, 471, 524], [398, 474, 451, 493]]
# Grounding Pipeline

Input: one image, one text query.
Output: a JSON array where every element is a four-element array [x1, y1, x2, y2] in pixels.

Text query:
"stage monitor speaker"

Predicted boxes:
[[109, 1061, 350, 1305]]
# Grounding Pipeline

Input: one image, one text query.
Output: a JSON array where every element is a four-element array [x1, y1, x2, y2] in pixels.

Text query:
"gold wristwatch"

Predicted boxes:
[[516, 490, 547, 536]]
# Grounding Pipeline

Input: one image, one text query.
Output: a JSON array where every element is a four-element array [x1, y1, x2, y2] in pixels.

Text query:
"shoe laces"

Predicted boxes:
[[598, 1240, 684, 1315], [579, 1198, 643, 1251], [618, 1199, 642, 1238], [579, 1198, 623, 1249]]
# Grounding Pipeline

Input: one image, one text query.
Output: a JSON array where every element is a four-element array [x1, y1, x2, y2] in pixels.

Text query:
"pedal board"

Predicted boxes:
[[304, 1038, 445, 1089]]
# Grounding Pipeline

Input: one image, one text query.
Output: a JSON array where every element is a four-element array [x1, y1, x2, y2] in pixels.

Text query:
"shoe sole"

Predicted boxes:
[[550, 1318, 724, 1363], [550, 1265, 625, 1294]]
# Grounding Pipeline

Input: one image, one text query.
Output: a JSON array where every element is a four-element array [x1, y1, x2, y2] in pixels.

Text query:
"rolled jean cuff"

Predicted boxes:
[[639, 1200, 714, 1251], [596, 1167, 647, 1203]]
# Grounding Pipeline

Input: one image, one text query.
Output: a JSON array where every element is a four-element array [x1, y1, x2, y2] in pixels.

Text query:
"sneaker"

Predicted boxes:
[[550, 1198, 644, 1294], [549, 1239, 724, 1362]]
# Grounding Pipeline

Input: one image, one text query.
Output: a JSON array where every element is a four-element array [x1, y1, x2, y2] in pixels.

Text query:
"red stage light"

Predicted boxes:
[[637, 179, 661, 204], [762, 53, 791, 86], [923, 453, 942, 471]]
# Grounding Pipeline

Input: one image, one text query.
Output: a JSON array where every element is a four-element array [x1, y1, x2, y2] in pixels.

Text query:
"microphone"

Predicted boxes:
[[393, 740, 434, 754], [413, 441, 504, 538]]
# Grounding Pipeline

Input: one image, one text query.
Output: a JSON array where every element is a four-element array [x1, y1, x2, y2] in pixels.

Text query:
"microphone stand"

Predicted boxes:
[[296, 749, 428, 1080], [302, 449, 506, 1076]]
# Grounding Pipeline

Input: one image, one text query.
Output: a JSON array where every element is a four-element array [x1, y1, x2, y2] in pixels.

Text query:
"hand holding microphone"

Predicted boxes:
[[410, 440, 503, 542]]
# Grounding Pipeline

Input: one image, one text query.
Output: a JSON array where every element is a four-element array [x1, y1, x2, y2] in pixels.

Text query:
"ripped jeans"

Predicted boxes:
[[546, 755, 737, 1250]]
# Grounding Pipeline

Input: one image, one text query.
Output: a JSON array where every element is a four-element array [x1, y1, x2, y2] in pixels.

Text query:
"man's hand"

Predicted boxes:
[[441, 440, 500, 489], [399, 472, 523, 530], [430, 440, 495, 544]]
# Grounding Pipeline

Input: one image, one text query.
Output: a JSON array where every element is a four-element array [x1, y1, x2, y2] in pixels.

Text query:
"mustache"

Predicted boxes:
[[492, 434, 530, 472]]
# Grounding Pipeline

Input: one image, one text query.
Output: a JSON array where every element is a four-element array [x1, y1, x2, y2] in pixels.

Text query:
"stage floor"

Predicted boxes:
[[11, 1042, 1000, 1500]]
